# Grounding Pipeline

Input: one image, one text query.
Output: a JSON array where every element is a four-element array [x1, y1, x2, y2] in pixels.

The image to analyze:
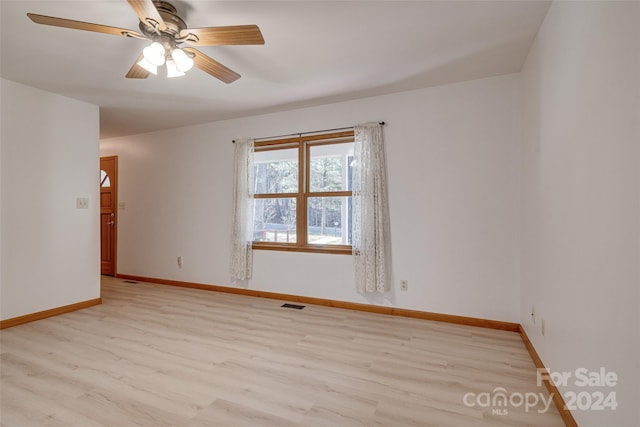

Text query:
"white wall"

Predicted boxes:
[[100, 73, 522, 322], [0, 79, 101, 320], [520, 2, 640, 426]]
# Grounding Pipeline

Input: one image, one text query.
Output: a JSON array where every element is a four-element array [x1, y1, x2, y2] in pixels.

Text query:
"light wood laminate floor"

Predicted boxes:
[[1, 277, 564, 426]]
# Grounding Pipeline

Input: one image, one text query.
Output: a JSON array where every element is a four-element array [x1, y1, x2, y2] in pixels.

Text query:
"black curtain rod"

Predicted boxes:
[[232, 122, 385, 143]]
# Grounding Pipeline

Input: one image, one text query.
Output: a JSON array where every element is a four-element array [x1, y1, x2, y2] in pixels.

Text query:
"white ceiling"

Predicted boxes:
[[1, 1, 550, 139]]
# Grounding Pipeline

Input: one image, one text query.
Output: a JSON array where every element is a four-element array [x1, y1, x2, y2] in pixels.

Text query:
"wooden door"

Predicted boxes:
[[100, 156, 117, 276]]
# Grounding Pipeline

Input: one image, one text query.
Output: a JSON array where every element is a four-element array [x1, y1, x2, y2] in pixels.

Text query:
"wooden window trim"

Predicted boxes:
[[251, 242, 352, 255], [254, 131, 354, 147], [253, 131, 354, 255]]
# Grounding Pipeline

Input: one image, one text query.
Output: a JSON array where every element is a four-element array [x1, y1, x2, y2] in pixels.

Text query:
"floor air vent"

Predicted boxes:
[[123, 280, 138, 284], [281, 303, 305, 310]]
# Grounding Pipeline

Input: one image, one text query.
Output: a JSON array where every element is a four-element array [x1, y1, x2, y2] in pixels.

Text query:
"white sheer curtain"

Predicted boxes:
[[230, 138, 254, 281], [352, 122, 391, 293]]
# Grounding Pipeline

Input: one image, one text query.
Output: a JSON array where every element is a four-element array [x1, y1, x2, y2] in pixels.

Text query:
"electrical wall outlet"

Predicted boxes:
[[400, 280, 408, 291], [177, 256, 183, 269]]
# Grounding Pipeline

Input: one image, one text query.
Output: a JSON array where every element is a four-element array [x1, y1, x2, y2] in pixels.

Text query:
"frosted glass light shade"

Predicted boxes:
[[137, 57, 158, 75], [166, 59, 185, 78], [143, 42, 165, 66], [171, 48, 194, 72]]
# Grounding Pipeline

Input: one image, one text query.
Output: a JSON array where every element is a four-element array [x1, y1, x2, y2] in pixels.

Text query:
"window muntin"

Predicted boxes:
[[252, 132, 354, 254]]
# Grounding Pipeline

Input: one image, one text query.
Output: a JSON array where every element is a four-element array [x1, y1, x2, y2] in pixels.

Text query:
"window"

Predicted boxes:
[[100, 169, 111, 187], [253, 131, 354, 254]]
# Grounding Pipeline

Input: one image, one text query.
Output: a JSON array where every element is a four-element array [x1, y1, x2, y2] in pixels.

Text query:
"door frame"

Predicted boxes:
[[100, 155, 118, 276]]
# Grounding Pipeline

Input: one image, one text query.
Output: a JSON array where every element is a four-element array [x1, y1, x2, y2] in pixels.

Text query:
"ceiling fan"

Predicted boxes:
[[27, 0, 265, 83]]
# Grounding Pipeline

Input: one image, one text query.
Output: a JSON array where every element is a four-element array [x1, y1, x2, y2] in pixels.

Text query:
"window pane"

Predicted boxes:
[[307, 196, 352, 245], [100, 170, 111, 188], [254, 148, 298, 194], [253, 198, 297, 243], [309, 143, 354, 192]]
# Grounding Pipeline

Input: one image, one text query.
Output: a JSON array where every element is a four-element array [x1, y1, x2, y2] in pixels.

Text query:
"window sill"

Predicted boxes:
[[252, 243, 352, 255]]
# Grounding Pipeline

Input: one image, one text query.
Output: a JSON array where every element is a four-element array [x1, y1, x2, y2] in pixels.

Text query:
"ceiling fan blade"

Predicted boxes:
[[127, 0, 166, 31], [180, 25, 264, 46], [125, 54, 150, 79], [183, 48, 241, 84], [27, 13, 146, 38]]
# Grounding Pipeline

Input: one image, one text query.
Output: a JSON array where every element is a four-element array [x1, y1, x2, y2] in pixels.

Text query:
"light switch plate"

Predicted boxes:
[[76, 197, 89, 209]]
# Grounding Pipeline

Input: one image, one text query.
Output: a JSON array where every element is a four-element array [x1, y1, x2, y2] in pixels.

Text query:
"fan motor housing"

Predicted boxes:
[[139, 1, 187, 37]]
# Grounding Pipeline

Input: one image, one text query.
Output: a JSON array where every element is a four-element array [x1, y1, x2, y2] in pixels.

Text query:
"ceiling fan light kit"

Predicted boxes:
[[137, 38, 193, 77], [27, 0, 264, 83]]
